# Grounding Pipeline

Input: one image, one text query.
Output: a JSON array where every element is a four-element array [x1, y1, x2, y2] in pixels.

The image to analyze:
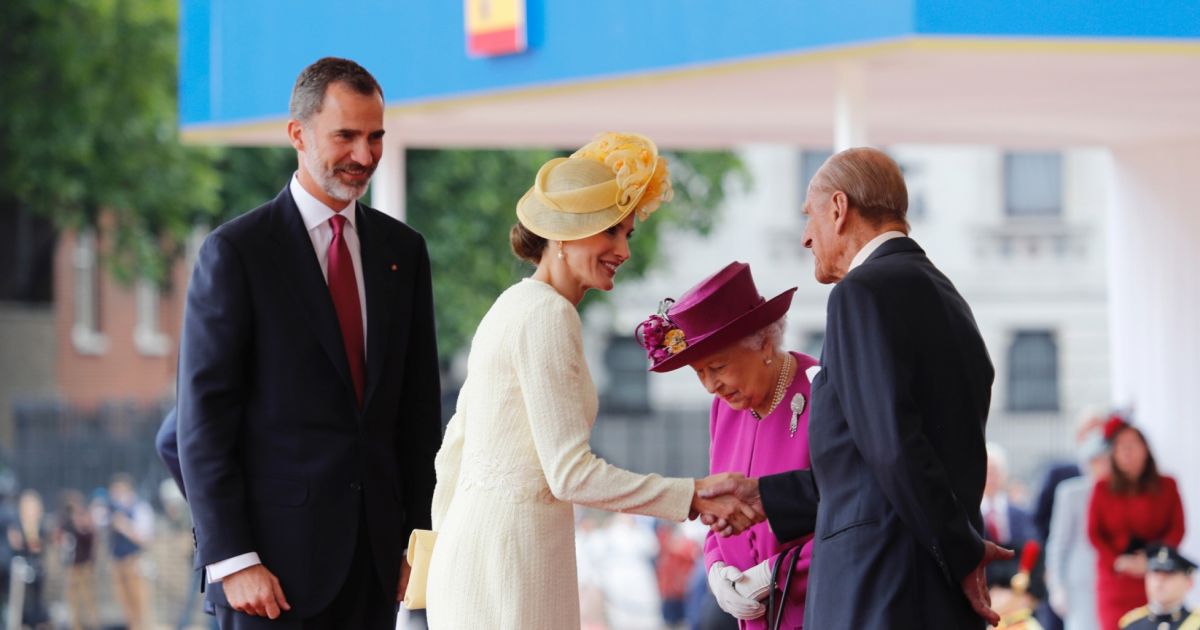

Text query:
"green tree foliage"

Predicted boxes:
[[0, 0, 297, 287], [210, 147, 297, 223], [0, 0, 226, 285], [406, 148, 746, 362]]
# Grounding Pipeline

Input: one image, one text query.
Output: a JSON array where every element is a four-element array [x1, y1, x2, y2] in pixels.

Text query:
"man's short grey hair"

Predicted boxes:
[[289, 57, 383, 124], [810, 147, 909, 230], [738, 316, 787, 353]]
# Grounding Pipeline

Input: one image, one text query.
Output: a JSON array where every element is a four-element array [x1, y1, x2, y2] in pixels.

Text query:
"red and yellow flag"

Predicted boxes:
[[465, 0, 527, 57]]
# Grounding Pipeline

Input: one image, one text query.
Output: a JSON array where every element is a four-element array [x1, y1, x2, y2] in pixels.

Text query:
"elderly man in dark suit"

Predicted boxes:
[[177, 57, 442, 630], [702, 147, 1012, 628]]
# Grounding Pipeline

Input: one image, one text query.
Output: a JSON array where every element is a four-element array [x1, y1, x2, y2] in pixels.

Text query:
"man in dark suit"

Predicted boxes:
[[177, 57, 441, 629], [702, 147, 1012, 628]]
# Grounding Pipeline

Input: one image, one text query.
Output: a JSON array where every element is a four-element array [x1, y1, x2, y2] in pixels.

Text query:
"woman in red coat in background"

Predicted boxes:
[[1087, 417, 1185, 630]]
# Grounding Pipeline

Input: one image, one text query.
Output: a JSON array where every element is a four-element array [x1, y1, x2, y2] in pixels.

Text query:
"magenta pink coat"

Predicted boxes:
[[704, 351, 817, 630]]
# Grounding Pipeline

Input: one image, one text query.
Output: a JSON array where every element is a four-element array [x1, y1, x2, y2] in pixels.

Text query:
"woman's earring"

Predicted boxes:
[[557, 242, 565, 260]]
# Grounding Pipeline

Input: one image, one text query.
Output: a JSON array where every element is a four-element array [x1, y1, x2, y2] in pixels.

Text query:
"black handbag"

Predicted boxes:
[[765, 545, 802, 630]]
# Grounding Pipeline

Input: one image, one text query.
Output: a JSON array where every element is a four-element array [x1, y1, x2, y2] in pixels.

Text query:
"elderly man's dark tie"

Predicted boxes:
[[327, 214, 365, 406]]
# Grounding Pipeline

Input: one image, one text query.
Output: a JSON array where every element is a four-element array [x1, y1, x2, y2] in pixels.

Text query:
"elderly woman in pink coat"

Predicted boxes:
[[638, 261, 816, 630]]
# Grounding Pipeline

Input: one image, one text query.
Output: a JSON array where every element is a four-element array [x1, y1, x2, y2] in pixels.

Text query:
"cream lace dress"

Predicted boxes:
[[426, 279, 694, 629]]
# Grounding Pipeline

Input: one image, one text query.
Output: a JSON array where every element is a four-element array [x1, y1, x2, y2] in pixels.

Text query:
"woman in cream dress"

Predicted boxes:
[[426, 133, 754, 629]]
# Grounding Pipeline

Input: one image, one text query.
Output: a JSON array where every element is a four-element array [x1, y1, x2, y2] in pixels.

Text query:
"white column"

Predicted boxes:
[[1106, 142, 1200, 562], [371, 139, 405, 221], [833, 62, 867, 151]]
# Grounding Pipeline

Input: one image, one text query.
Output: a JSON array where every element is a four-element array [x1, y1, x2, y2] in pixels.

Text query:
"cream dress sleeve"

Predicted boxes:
[[513, 290, 694, 521]]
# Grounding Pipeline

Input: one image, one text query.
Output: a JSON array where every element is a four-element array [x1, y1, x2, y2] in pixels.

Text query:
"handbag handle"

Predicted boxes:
[[765, 545, 802, 630]]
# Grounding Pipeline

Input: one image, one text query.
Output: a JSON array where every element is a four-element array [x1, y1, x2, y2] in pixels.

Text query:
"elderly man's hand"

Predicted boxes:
[[961, 540, 1015, 627], [694, 473, 764, 536]]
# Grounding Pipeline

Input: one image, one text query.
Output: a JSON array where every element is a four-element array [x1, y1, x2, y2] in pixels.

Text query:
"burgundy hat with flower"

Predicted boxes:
[[636, 262, 796, 373]]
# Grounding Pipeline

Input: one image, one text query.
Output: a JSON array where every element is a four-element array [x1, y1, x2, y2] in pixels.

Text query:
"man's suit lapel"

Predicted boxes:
[[269, 186, 357, 401], [357, 204, 396, 411]]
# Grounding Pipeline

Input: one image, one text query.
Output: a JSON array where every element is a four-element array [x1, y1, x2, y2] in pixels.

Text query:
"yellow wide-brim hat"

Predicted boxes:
[[516, 132, 673, 241]]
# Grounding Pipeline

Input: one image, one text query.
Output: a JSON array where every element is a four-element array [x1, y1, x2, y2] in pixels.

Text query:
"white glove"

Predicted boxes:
[[732, 558, 773, 602], [707, 562, 766, 620]]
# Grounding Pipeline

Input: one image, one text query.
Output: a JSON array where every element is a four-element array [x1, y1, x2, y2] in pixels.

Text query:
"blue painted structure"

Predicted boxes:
[[179, 0, 1200, 130]]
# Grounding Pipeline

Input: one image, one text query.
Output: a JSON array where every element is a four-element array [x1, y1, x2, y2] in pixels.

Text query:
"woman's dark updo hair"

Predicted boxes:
[[510, 222, 548, 264]]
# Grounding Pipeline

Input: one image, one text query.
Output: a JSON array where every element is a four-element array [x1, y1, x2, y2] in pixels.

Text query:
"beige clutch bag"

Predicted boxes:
[[402, 529, 438, 610]]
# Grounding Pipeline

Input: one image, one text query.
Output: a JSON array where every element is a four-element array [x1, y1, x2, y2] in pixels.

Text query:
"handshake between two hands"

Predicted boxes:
[[690, 472, 764, 537], [691, 472, 776, 621]]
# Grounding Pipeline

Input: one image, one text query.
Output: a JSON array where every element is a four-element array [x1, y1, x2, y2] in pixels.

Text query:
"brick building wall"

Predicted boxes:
[[52, 226, 190, 408]]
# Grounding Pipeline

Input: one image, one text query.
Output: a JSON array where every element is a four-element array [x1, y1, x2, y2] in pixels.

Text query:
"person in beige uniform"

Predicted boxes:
[[425, 132, 757, 629]]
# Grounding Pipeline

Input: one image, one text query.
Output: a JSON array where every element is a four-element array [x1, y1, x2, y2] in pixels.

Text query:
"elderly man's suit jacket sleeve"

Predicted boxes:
[[760, 469, 820, 542]]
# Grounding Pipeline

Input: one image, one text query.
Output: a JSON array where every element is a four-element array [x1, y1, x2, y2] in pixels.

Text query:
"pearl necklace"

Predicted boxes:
[[751, 353, 794, 420]]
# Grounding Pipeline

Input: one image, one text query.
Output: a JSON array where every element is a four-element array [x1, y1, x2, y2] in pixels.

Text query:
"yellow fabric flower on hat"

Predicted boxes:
[[664, 328, 687, 354], [572, 132, 674, 221]]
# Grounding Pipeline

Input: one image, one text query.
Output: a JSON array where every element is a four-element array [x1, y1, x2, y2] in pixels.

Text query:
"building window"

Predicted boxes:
[[800, 149, 834, 207], [1007, 330, 1059, 412], [0, 203, 55, 303], [894, 158, 927, 220], [133, 278, 170, 356], [71, 228, 108, 355], [1004, 152, 1062, 218], [601, 335, 650, 414]]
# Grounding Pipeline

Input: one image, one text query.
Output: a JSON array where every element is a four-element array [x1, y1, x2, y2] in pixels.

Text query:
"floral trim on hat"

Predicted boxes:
[[636, 299, 686, 365], [572, 132, 674, 221]]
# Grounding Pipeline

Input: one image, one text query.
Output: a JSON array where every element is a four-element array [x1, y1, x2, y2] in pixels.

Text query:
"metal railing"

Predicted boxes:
[[9, 399, 173, 505]]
